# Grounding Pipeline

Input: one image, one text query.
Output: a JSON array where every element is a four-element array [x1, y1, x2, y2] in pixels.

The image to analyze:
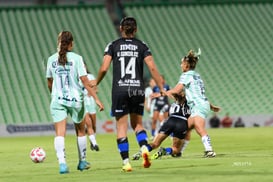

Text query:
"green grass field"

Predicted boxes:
[[1, 127, 272, 182]]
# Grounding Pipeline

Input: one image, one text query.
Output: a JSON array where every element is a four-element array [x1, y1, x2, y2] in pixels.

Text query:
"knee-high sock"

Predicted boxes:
[[136, 130, 148, 147], [201, 135, 213, 151], [54, 136, 66, 164], [117, 137, 129, 164], [89, 134, 97, 145], [77, 136, 87, 161]]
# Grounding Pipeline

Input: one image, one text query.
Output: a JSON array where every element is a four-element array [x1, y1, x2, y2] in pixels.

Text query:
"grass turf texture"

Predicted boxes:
[[0, 127, 272, 182]]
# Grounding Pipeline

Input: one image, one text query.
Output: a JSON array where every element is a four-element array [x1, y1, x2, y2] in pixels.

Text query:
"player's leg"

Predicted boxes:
[[150, 133, 168, 149], [86, 97, 99, 151], [179, 129, 191, 156], [130, 113, 151, 168], [51, 102, 69, 174], [89, 113, 99, 151], [85, 112, 99, 151], [111, 92, 132, 171], [116, 114, 132, 171], [71, 106, 90, 171], [54, 118, 69, 174], [170, 137, 183, 155], [150, 117, 174, 159], [74, 120, 91, 171], [189, 116, 216, 157], [150, 133, 168, 159], [151, 111, 159, 139]]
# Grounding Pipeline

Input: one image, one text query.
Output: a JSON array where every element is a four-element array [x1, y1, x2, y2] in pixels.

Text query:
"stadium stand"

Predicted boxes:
[[124, 2, 273, 116], [0, 5, 117, 124], [0, 1, 272, 125]]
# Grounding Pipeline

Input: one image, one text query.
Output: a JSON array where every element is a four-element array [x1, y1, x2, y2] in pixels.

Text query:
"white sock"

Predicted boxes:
[[180, 140, 190, 153], [89, 134, 97, 145], [77, 136, 87, 161], [201, 135, 213, 151], [54, 136, 66, 164], [123, 158, 129, 165]]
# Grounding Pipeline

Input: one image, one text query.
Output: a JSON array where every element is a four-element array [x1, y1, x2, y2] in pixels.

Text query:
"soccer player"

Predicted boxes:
[[95, 17, 164, 172], [145, 78, 156, 135], [164, 49, 219, 157], [46, 31, 104, 174], [151, 75, 170, 138], [82, 64, 99, 151], [144, 91, 190, 159]]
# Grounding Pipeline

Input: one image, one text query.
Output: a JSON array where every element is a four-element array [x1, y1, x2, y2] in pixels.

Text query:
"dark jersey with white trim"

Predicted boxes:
[[168, 101, 191, 119], [104, 37, 152, 93], [153, 84, 170, 109], [158, 101, 190, 139]]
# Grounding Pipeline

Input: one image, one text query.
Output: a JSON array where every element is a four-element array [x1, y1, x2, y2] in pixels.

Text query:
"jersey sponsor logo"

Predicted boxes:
[[120, 44, 138, 51], [55, 67, 70, 74], [117, 44, 139, 57], [118, 79, 140, 87], [52, 61, 73, 68]]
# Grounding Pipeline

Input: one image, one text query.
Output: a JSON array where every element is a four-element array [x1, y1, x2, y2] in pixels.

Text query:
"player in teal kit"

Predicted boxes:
[[164, 49, 219, 157], [82, 65, 100, 152], [46, 31, 104, 174]]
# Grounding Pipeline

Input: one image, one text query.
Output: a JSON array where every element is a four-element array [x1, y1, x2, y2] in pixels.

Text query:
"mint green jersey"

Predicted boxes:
[[178, 70, 209, 118], [46, 52, 87, 108]]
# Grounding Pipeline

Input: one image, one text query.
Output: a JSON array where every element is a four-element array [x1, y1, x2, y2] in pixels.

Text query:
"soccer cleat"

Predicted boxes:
[[141, 145, 151, 168], [172, 152, 182, 158], [122, 162, 132, 172], [91, 143, 100, 151], [131, 151, 141, 160], [77, 160, 91, 171], [204, 151, 216, 158], [59, 163, 69, 174], [151, 147, 166, 160]]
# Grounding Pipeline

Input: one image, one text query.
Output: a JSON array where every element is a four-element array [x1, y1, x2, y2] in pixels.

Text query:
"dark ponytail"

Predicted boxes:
[[57, 31, 73, 66]]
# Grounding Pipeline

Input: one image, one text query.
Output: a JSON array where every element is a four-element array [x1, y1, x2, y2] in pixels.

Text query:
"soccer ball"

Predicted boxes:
[[30, 147, 46, 163]]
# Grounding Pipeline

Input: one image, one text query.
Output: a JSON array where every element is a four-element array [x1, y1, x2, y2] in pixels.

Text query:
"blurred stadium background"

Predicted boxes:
[[0, 0, 272, 136]]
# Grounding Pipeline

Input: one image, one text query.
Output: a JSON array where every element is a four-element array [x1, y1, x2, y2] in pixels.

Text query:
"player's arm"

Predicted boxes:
[[96, 55, 112, 86], [47, 78, 53, 93], [144, 55, 164, 92], [80, 75, 104, 111], [90, 80, 98, 93], [165, 83, 184, 97]]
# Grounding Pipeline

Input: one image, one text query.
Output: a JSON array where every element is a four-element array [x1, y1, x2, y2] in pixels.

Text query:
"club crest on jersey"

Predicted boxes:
[[52, 61, 58, 68]]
